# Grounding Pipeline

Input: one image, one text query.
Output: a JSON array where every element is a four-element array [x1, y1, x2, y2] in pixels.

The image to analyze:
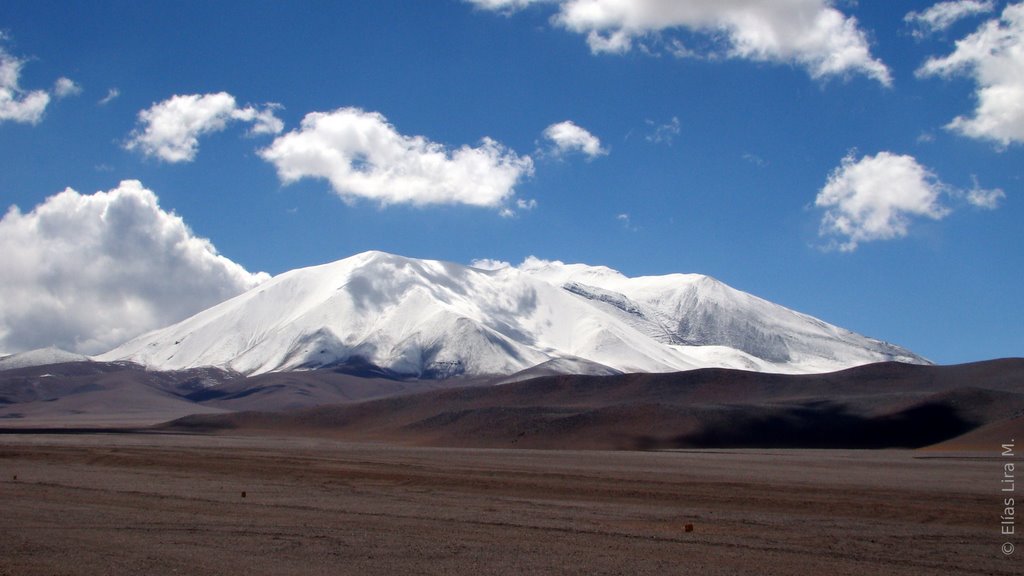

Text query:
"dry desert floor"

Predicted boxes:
[[0, 432, 1019, 575]]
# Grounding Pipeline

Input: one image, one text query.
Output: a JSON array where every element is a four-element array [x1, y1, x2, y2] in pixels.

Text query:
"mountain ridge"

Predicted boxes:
[[96, 251, 927, 377]]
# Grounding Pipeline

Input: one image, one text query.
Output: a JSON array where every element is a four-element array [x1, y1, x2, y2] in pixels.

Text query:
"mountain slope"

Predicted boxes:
[[97, 251, 927, 376]]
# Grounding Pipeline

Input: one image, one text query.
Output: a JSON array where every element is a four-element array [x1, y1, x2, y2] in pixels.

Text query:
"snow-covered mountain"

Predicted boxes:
[[0, 347, 91, 371], [96, 251, 927, 377]]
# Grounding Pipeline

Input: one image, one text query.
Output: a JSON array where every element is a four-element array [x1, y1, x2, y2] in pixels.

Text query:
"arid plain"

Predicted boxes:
[[1, 432, 1018, 576]]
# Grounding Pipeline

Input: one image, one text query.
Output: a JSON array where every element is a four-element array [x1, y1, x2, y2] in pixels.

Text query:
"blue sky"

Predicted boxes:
[[0, 0, 1021, 364]]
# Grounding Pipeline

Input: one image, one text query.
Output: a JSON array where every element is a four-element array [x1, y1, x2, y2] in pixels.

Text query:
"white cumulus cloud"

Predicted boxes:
[[918, 3, 1024, 146], [0, 181, 268, 355], [815, 152, 952, 251], [905, 1, 995, 37], [0, 42, 52, 124], [542, 120, 607, 158], [468, 0, 891, 85], [125, 92, 284, 162], [260, 107, 534, 210]]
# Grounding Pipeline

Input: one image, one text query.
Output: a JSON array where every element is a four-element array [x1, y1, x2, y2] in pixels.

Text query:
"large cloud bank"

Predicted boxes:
[[0, 181, 268, 355]]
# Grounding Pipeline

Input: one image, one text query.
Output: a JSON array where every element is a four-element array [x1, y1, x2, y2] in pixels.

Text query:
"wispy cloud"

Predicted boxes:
[[905, 1, 995, 38], [645, 116, 680, 145], [742, 153, 768, 168], [53, 77, 82, 99], [260, 107, 534, 211], [465, 0, 546, 13], [500, 198, 539, 218], [964, 176, 1006, 209], [469, 258, 513, 270], [98, 87, 120, 106], [125, 92, 284, 162]]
